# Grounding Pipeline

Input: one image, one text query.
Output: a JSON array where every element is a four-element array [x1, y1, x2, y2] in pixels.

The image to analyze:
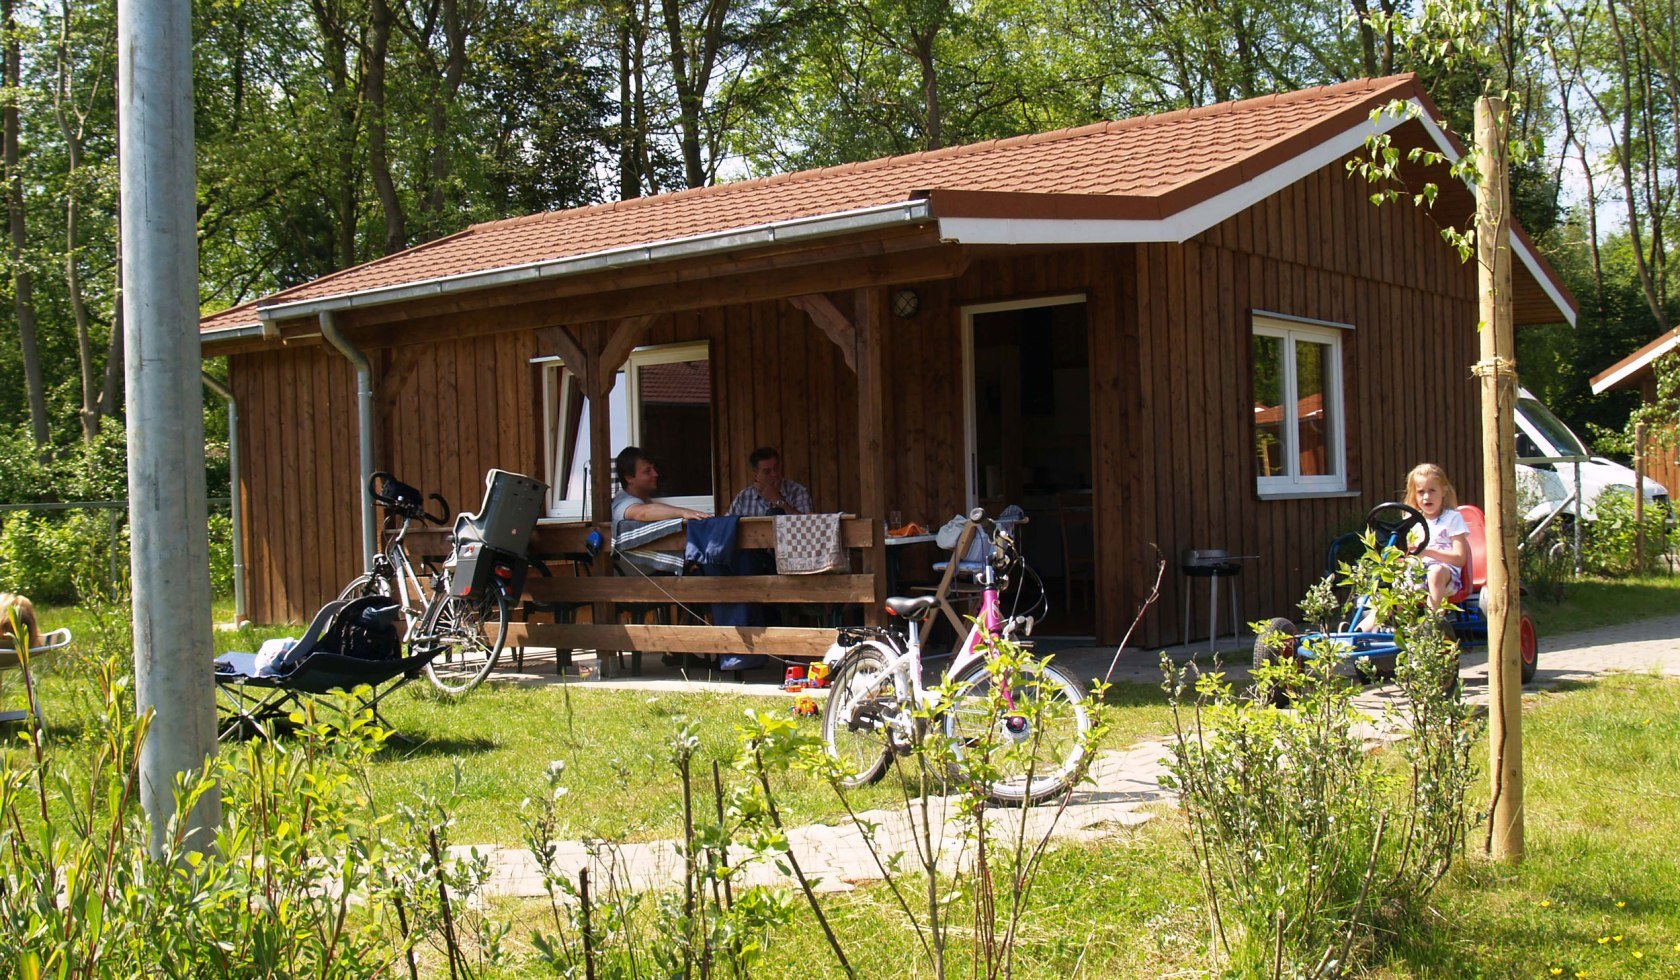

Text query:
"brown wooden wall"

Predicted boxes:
[[229, 154, 1485, 640], [1115, 160, 1484, 646], [1638, 376, 1680, 497]]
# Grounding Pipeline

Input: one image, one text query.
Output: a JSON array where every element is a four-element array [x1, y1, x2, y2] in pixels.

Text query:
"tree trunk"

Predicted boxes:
[[56, 0, 100, 440], [4, 0, 48, 449], [98, 228, 123, 422], [1476, 96, 1523, 864], [914, 30, 940, 150], [367, 0, 405, 254], [419, 0, 470, 234], [617, 4, 638, 199]]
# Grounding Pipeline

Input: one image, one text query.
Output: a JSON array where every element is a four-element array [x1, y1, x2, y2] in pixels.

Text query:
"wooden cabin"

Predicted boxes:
[[1591, 329, 1680, 496], [200, 73, 1576, 651]]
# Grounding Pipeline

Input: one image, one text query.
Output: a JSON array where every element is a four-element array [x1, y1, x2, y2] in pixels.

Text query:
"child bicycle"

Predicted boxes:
[[820, 508, 1092, 804], [338, 472, 522, 694]]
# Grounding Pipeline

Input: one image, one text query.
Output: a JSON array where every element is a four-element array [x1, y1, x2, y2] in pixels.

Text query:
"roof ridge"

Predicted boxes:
[[467, 74, 1421, 236]]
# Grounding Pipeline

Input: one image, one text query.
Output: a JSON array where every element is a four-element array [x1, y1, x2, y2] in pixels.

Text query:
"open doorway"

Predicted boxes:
[[963, 296, 1094, 636]]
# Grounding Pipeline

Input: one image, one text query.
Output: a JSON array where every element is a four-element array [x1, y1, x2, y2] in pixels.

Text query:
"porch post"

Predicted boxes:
[[855, 287, 888, 625], [584, 321, 622, 675]]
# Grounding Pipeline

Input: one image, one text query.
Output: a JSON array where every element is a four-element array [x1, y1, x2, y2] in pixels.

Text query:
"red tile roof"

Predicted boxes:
[[202, 74, 1570, 334]]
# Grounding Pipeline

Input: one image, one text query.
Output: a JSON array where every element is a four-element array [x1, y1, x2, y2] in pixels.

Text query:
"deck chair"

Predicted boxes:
[[0, 628, 73, 725], [214, 595, 429, 741]]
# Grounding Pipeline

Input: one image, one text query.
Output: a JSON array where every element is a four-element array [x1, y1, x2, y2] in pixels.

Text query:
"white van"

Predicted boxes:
[[1514, 388, 1670, 522]]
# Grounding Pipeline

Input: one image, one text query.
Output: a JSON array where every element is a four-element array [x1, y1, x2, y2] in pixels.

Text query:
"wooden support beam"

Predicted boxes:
[[536, 325, 598, 396], [583, 319, 619, 674], [855, 285, 888, 625], [525, 574, 875, 604], [328, 246, 972, 353], [596, 314, 659, 393], [507, 623, 839, 658], [787, 294, 857, 372]]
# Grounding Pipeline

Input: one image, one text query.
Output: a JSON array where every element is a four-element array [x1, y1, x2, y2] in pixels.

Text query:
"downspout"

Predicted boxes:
[[201, 372, 246, 625], [318, 311, 378, 571]]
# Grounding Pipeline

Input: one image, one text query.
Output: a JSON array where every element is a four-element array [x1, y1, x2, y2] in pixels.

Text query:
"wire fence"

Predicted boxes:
[[0, 497, 234, 599]]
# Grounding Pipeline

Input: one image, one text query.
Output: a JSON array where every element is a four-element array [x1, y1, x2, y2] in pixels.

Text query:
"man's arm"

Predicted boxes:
[[787, 481, 812, 514], [625, 500, 707, 521]]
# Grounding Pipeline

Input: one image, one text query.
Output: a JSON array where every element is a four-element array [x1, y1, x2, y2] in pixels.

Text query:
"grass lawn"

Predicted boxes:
[[14, 599, 1174, 846], [1525, 573, 1680, 637]]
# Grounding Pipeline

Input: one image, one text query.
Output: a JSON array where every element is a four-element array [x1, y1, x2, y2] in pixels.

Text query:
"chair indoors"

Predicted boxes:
[[214, 595, 430, 741]]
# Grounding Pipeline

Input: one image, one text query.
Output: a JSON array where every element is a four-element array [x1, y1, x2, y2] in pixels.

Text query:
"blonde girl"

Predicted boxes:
[[1404, 463, 1471, 609]]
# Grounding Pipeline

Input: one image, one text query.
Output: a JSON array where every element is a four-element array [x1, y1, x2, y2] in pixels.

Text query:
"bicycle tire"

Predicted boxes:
[[418, 585, 510, 695], [942, 659, 1091, 805], [821, 645, 900, 789]]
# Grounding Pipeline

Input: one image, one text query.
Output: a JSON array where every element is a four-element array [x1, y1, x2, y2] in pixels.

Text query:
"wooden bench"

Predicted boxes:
[[399, 516, 885, 676]]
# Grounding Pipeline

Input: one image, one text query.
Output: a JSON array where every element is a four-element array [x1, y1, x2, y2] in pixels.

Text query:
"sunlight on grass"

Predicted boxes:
[[1527, 574, 1680, 636]]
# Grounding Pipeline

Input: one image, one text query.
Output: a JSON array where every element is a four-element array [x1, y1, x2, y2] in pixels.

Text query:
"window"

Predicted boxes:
[[1252, 316, 1346, 496], [540, 341, 713, 519]]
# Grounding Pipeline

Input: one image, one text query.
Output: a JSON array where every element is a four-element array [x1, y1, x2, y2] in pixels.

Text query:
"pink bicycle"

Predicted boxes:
[[820, 508, 1091, 804]]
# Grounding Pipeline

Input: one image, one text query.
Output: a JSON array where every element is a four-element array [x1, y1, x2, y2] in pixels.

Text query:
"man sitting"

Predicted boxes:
[[612, 446, 707, 575], [728, 446, 811, 517]]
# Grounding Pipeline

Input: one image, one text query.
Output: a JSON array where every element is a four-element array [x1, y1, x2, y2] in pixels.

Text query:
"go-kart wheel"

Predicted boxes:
[[1252, 617, 1300, 707], [1519, 612, 1539, 684], [1365, 502, 1429, 555]]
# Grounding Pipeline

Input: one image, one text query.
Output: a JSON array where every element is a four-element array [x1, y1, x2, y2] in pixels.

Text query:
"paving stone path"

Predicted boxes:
[[457, 613, 1680, 900]]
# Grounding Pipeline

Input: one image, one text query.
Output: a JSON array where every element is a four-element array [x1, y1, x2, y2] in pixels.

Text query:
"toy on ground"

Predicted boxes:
[[1253, 501, 1539, 702], [791, 694, 820, 717]]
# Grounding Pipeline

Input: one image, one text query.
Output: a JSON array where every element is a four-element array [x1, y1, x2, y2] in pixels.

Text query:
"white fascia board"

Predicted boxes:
[[253, 199, 934, 323], [938, 97, 1578, 328], [1591, 332, 1680, 394]]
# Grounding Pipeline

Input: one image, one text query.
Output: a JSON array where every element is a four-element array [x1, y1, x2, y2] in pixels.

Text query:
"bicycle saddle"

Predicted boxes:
[[884, 595, 940, 620]]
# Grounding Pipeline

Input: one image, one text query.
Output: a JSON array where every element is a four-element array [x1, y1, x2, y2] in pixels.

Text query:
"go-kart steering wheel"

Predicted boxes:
[[1364, 502, 1428, 555]]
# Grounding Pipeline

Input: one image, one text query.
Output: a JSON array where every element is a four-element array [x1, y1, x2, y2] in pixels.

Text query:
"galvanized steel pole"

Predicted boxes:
[[119, 0, 220, 856]]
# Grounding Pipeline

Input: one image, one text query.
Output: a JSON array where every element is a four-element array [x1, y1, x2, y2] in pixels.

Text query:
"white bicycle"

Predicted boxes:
[[820, 509, 1091, 804]]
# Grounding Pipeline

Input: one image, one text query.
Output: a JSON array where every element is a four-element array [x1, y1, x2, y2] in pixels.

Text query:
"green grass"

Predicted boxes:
[[12, 600, 1174, 846], [1526, 573, 1680, 637]]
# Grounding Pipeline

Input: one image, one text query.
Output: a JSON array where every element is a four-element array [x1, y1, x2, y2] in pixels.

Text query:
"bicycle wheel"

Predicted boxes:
[[943, 659, 1090, 805], [821, 645, 900, 789], [418, 586, 510, 695]]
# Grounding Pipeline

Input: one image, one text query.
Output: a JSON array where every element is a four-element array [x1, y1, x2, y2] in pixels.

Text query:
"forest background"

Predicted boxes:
[[0, 0, 1674, 510]]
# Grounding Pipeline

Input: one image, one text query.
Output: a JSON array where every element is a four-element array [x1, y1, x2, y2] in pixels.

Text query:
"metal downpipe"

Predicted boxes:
[[201, 372, 246, 624], [319, 311, 378, 571]]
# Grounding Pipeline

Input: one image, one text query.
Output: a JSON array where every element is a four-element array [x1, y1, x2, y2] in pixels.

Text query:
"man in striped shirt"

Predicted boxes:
[[612, 447, 707, 574], [728, 446, 811, 518]]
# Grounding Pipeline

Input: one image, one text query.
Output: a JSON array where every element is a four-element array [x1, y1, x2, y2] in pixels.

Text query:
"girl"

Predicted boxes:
[[0, 592, 41, 650], [1404, 463, 1471, 609]]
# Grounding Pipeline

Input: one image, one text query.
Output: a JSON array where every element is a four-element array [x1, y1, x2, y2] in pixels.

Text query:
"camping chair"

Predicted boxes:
[[214, 596, 430, 741], [0, 628, 73, 725]]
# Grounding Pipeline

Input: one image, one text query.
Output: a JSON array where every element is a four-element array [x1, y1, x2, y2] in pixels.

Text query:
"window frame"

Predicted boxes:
[[537, 340, 714, 520], [1252, 315, 1348, 498]]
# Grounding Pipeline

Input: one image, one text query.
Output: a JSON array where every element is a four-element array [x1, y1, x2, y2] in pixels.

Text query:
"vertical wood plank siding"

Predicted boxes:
[[229, 157, 1483, 642]]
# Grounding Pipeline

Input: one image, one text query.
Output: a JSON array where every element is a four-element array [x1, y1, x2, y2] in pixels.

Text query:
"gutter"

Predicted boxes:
[[200, 372, 247, 625], [234, 200, 935, 330], [318, 311, 378, 571]]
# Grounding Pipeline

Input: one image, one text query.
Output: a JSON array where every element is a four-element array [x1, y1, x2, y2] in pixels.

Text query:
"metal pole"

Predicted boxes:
[[1572, 458, 1583, 576], [202, 373, 246, 623], [319, 311, 378, 572], [1635, 421, 1647, 571], [1476, 96, 1522, 862], [118, 0, 219, 856]]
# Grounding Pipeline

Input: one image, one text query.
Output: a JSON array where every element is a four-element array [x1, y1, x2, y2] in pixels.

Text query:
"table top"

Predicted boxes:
[[885, 533, 937, 546]]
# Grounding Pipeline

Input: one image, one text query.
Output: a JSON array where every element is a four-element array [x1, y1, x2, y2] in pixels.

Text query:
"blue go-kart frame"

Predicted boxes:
[[1254, 502, 1540, 693]]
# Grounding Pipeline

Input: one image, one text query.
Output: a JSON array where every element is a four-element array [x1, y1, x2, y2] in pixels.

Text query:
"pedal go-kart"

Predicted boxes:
[[1253, 502, 1540, 697]]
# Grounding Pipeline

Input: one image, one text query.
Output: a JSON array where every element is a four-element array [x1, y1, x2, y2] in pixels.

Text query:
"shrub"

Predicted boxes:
[[1162, 538, 1480, 975], [1581, 489, 1672, 576]]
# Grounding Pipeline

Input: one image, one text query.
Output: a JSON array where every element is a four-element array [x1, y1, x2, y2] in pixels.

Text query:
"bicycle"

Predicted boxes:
[[820, 508, 1091, 805], [339, 472, 512, 695]]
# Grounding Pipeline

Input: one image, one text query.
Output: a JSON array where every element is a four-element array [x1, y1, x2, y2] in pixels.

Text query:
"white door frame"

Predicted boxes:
[[959, 294, 1088, 509]]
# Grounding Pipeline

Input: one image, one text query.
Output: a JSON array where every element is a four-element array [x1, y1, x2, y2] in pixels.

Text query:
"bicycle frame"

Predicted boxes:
[[369, 515, 442, 636]]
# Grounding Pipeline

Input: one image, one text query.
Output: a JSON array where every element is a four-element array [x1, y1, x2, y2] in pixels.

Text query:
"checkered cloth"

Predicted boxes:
[[773, 513, 845, 575]]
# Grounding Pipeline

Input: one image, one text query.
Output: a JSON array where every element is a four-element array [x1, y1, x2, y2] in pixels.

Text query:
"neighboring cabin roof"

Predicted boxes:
[[201, 73, 1577, 337], [1591, 327, 1680, 394]]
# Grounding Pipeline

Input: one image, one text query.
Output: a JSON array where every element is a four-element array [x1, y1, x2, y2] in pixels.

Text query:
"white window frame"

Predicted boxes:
[[537, 340, 713, 520], [1253, 315, 1348, 498]]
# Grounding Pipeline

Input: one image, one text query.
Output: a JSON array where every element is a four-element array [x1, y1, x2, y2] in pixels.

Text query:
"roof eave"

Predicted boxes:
[[1591, 328, 1680, 394], [246, 199, 936, 329]]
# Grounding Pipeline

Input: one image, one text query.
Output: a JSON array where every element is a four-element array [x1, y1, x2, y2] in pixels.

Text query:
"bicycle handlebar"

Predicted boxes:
[[367, 471, 452, 526]]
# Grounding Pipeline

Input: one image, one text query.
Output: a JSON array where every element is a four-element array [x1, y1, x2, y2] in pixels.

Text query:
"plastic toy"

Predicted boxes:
[[791, 694, 820, 717]]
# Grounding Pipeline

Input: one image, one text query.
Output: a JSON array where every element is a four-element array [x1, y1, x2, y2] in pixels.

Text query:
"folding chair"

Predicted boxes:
[[0, 628, 73, 725], [215, 596, 430, 741]]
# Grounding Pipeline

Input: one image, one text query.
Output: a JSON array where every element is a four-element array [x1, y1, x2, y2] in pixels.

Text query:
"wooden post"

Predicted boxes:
[[854, 287, 888, 626], [1635, 421, 1648, 570], [584, 321, 621, 675], [1476, 96, 1523, 862]]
